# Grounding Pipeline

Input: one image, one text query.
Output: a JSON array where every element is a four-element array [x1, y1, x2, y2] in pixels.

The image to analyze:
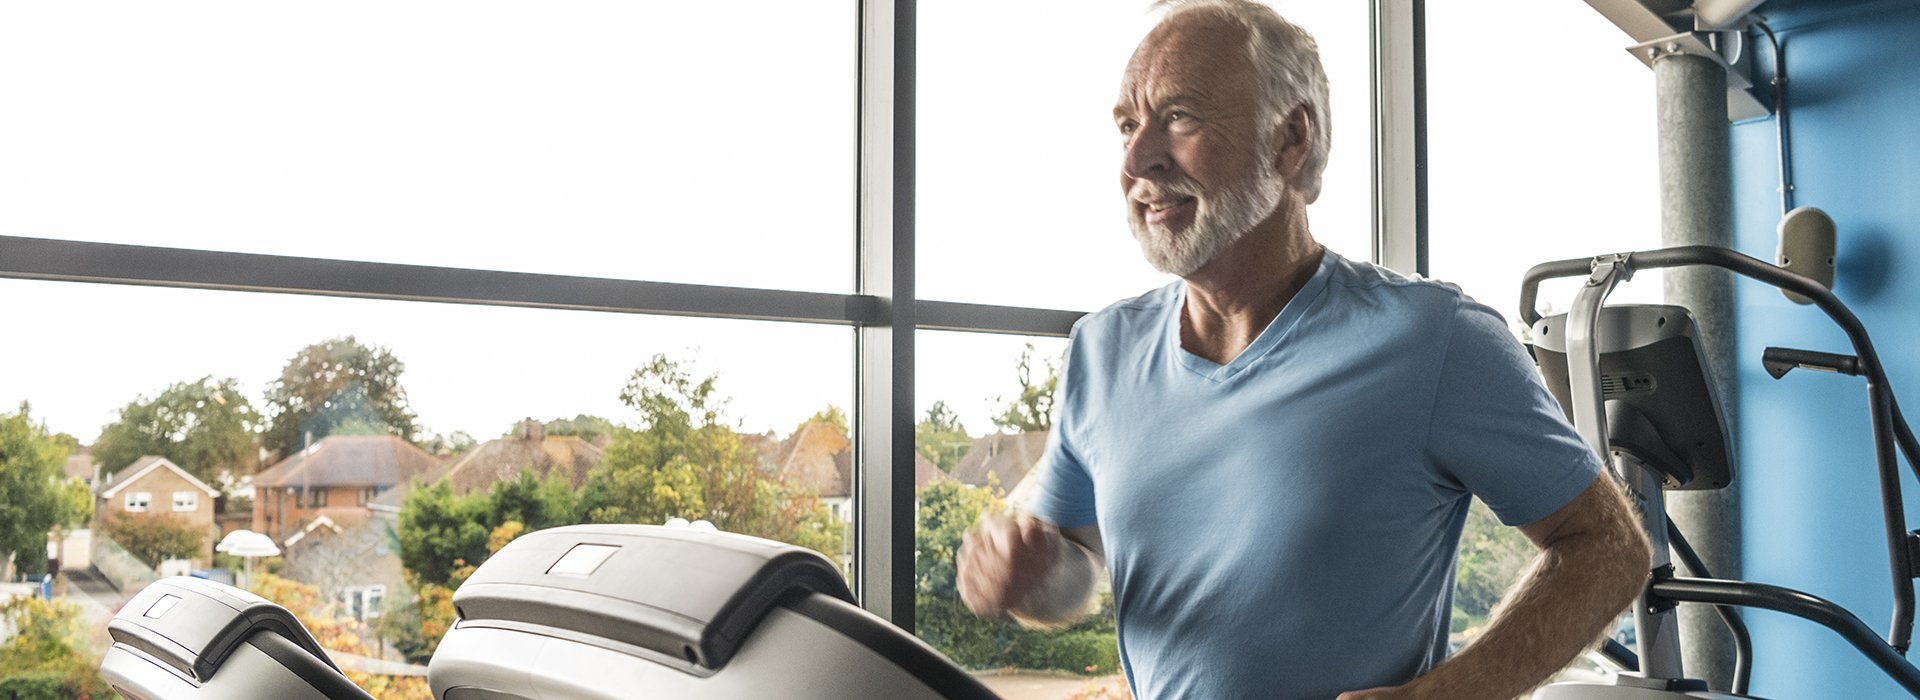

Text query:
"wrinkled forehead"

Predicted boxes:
[[1116, 12, 1256, 112]]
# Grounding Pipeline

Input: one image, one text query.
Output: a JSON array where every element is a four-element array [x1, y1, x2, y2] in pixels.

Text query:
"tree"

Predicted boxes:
[[93, 376, 261, 482], [1453, 499, 1535, 619], [0, 404, 83, 578], [992, 344, 1060, 433], [99, 512, 205, 567], [798, 406, 849, 435], [540, 415, 618, 445], [0, 596, 112, 698], [395, 481, 492, 588], [247, 573, 432, 700], [916, 401, 972, 472], [579, 355, 840, 557], [261, 337, 419, 458]]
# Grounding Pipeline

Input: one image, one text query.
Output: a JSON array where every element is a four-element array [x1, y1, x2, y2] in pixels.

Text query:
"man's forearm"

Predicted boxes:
[[1406, 493, 1649, 699]]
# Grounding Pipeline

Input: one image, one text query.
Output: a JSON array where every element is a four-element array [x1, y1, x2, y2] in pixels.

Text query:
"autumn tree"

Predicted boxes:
[[0, 404, 88, 578], [100, 512, 205, 567], [93, 376, 260, 481], [992, 344, 1060, 433], [0, 596, 112, 698], [539, 414, 618, 445], [262, 337, 419, 458], [578, 355, 839, 556], [916, 401, 972, 472]]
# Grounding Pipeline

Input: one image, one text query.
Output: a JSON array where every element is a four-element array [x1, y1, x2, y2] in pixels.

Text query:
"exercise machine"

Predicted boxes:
[[1522, 246, 1920, 698], [100, 525, 998, 699]]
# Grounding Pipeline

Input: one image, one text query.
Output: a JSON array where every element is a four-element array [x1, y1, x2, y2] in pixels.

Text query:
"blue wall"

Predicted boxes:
[[1732, 1, 1920, 697]]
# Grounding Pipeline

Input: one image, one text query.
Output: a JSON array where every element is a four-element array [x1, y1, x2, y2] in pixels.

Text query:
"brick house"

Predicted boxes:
[[251, 435, 440, 542], [94, 456, 221, 562]]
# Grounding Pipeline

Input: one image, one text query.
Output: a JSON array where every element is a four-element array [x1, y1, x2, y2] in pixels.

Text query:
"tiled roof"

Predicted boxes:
[[776, 422, 944, 498], [950, 432, 1050, 492], [418, 435, 604, 497], [253, 435, 440, 489]]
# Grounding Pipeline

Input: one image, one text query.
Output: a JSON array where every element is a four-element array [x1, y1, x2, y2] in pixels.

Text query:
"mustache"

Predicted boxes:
[[1127, 174, 1203, 203]]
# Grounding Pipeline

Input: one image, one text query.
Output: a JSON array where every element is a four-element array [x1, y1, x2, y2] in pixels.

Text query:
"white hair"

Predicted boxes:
[[1149, 0, 1333, 204]]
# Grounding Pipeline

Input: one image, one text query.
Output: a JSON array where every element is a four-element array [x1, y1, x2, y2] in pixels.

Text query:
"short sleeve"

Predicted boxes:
[[1025, 335, 1099, 528], [1427, 298, 1603, 526]]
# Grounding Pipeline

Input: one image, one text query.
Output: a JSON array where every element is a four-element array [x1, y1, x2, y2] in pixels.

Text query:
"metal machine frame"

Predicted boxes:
[[1521, 245, 1920, 697]]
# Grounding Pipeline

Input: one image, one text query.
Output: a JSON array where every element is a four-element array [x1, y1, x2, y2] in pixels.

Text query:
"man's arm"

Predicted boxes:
[[958, 516, 1105, 628], [1341, 474, 1651, 700]]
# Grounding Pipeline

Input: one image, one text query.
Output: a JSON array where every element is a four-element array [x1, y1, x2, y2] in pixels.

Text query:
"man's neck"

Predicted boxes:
[[1179, 202, 1322, 365]]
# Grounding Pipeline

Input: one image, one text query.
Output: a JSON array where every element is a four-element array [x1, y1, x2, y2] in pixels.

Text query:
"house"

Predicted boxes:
[[949, 431, 1050, 494], [251, 435, 440, 542], [416, 419, 603, 497], [94, 456, 221, 562], [279, 512, 405, 624], [65, 445, 101, 491], [775, 421, 946, 522]]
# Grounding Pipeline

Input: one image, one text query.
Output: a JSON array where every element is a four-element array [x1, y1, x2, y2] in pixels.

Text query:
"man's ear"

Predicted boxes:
[[1271, 103, 1313, 180]]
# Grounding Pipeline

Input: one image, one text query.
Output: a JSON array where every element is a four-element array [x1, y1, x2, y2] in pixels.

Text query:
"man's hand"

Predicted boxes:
[[958, 513, 1062, 618]]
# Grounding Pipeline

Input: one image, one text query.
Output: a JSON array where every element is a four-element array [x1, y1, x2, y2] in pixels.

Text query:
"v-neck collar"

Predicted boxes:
[[1169, 251, 1335, 383]]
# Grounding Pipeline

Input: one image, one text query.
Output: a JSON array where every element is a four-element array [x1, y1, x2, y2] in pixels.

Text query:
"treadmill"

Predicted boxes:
[[101, 525, 1000, 700]]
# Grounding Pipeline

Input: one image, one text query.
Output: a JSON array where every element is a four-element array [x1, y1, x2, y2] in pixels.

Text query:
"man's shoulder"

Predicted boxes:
[[1070, 281, 1181, 340], [1321, 250, 1469, 312]]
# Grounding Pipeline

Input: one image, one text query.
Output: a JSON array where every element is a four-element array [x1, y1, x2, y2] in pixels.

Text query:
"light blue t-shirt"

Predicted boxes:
[[1028, 250, 1602, 699]]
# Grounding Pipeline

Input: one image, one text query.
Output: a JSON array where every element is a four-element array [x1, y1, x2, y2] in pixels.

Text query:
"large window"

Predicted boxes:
[[0, 2, 856, 293], [1425, 0, 1660, 675], [917, 0, 1376, 312], [0, 2, 1406, 698]]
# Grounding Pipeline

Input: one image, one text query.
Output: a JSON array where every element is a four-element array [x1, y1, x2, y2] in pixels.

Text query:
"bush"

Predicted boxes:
[[100, 511, 204, 567], [1014, 631, 1121, 676], [0, 673, 68, 700]]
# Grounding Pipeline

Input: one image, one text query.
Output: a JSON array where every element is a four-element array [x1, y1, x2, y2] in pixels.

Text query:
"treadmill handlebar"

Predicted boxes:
[[451, 524, 854, 672], [106, 576, 338, 683]]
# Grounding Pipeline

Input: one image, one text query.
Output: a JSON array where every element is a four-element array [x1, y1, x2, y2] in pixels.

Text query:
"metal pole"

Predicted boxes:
[[1654, 50, 1741, 690]]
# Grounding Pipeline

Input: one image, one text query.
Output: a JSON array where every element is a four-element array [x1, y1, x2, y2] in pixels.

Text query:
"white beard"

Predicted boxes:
[[1128, 157, 1285, 277]]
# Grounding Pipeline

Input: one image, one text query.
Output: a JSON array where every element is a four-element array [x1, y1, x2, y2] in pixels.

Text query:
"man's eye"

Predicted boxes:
[[1118, 121, 1138, 135]]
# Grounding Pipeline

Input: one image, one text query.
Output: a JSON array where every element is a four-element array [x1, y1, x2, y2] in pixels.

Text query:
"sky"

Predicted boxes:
[[0, 0, 1667, 449]]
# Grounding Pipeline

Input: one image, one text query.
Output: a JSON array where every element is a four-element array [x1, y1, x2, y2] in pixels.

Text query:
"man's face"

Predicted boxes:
[[1115, 14, 1285, 277]]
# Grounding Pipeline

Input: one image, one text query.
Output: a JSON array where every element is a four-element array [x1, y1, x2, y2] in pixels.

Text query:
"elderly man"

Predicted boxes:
[[956, 1, 1651, 698]]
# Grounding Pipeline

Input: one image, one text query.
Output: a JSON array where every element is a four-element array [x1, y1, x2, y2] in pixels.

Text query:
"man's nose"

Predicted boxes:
[[1122, 125, 1172, 180]]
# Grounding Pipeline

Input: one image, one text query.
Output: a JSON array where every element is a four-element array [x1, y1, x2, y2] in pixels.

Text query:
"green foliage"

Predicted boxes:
[[1453, 499, 1535, 618], [540, 415, 617, 444], [991, 344, 1060, 433], [375, 594, 432, 664], [912, 480, 1117, 674], [395, 481, 492, 587], [799, 406, 849, 434], [93, 376, 260, 482], [261, 337, 419, 458], [0, 597, 110, 698], [1018, 631, 1122, 676], [916, 401, 972, 472], [417, 431, 477, 457], [100, 511, 205, 567], [578, 356, 841, 557], [0, 405, 81, 575], [397, 471, 583, 589]]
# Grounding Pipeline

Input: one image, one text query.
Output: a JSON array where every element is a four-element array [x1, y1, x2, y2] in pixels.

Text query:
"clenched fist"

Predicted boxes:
[[957, 513, 1065, 619]]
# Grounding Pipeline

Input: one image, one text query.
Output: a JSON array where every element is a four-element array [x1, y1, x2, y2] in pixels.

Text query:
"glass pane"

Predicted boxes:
[[913, 331, 1127, 697], [1426, 0, 1665, 332], [918, 0, 1375, 311], [0, 3, 855, 293], [1426, 0, 1658, 681], [1, 279, 851, 696]]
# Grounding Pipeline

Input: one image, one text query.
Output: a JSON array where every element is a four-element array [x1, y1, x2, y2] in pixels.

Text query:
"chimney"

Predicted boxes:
[[521, 419, 544, 441]]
